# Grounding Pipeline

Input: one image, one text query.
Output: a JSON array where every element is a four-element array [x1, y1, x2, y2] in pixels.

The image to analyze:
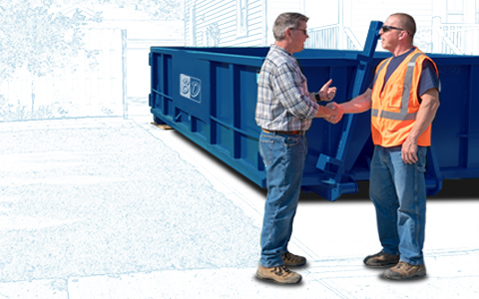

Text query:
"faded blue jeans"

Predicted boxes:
[[369, 145, 428, 265], [258, 131, 307, 268]]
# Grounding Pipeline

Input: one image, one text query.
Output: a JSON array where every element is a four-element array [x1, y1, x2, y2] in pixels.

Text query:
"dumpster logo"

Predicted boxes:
[[180, 74, 202, 103]]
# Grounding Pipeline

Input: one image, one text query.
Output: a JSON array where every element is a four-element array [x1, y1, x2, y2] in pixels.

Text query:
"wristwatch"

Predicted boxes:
[[315, 92, 321, 102]]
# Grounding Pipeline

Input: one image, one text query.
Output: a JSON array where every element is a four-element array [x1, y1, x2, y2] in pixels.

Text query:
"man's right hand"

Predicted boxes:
[[325, 102, 344, 124]]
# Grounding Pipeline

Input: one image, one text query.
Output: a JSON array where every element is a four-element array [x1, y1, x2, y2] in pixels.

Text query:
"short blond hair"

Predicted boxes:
[[390, 13, 416, 38]]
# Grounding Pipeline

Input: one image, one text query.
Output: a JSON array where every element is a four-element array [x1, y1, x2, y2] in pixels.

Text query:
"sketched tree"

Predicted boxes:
[[92, 0, 183, 20], [0, 0, 101, 119]]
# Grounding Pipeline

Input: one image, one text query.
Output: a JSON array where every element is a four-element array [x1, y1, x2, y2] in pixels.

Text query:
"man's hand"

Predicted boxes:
[[401, 138, 418, 164], [401, 87, 440, 164], [318, 79, 337, 102], [325, 102, 344, 124]]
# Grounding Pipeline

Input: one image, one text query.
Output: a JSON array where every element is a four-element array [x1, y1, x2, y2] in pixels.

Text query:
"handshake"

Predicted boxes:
[[324, 102, 343, 124], [315, 79, 344, 124]]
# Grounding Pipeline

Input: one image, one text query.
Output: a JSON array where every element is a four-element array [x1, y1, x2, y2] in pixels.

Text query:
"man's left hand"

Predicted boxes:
[[401, 138, 418, 164], [318, 79, 337, 102]]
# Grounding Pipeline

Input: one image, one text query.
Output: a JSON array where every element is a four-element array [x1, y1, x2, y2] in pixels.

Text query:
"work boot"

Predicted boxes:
[[383, 261, 427, 280], [363, 251, 400, 267], [282, 252, 307, 267], [256, 265, 302, 284]]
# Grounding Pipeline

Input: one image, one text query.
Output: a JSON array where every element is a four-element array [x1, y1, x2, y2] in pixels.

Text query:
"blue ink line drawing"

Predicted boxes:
[[1, 0, 478, 122], [0, 1, 478, 298]]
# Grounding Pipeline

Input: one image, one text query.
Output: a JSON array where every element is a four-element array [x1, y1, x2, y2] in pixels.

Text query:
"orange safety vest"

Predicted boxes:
[[371, 48, 439, 147]]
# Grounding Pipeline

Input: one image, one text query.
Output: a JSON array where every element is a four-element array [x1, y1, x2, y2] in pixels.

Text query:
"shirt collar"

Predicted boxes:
[[394, 47, 415, 59], [271, 44, 292, 56]]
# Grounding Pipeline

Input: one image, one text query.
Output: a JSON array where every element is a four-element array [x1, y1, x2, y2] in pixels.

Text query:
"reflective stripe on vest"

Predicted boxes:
[[371, 52, 422, 121]]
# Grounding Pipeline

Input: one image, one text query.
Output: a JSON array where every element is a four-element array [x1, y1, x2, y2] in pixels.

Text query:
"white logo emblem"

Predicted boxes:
[[180, 74, 202, 103]]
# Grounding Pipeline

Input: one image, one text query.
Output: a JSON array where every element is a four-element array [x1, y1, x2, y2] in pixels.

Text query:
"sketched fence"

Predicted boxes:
[[432, 17, 479, 55], [0, 27, 126, 122], [306, 25, 362, 50], [306, 25, 340, 49], [306, 18, 479, 56]]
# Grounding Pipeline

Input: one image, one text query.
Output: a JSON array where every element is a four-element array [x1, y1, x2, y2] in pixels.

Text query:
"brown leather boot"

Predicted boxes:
[[256, 265, 302, 284], [363, 251, 400, 267], [282, 252, 307, 267], [383, 261, 426, 280]]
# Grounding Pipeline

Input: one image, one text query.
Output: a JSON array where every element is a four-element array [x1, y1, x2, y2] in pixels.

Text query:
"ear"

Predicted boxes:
[[285, 27, 293, 39], [399, 30, 409, 40]]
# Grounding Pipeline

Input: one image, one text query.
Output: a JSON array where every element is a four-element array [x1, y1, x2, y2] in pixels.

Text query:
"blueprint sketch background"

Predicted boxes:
[[1, 0, 478, 122], [0, 1, 478, 298]]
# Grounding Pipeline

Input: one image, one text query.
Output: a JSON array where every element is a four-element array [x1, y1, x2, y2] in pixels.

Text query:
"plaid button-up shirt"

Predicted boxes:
[[255, 45, 319, 132]]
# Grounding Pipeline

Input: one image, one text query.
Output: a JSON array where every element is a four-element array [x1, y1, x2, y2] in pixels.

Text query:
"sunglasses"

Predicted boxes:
[[290, 28, 308, 35], [381, 25, 408, 34]]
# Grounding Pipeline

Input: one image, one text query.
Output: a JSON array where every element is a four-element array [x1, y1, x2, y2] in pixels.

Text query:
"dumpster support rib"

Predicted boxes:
[[315, 21, 383, 201]]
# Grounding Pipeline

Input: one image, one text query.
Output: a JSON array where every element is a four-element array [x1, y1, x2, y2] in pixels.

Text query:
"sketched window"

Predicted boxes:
[[236, 0, 248, 36], [446, 0, 464, 23]]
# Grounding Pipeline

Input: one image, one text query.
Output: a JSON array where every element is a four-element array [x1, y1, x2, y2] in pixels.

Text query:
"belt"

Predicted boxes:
[[262, 129, 306, 135]]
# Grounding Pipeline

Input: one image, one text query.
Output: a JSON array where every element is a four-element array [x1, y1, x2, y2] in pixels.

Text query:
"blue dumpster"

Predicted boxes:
[[149, 21, 479, 201]]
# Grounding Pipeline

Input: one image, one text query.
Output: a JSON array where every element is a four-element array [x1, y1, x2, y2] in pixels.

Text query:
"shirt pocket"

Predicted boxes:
[[385, 83, 405, 111], [293, 70, 306, 87]]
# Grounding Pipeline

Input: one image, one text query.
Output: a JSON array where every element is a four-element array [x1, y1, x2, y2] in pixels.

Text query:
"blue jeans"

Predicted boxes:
[[369, 145, 427, 265], [258, 131, 307, 267]]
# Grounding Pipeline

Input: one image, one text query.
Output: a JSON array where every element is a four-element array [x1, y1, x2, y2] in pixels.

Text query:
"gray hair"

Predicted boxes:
[[273, 12, 309, 41]]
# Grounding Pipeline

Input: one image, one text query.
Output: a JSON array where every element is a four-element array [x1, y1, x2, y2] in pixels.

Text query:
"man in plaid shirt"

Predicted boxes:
[[255, 12, 338, 284]]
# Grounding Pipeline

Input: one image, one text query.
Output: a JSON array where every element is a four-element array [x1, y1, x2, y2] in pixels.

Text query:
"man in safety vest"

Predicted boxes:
[[327, 13, 440, 280]]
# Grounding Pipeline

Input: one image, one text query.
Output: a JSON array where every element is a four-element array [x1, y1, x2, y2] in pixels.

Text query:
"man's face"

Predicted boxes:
[[379, 16, 405, 51], [289, 21, 309, 53]]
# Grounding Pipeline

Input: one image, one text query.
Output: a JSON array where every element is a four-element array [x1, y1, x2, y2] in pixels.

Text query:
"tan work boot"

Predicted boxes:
[[256, 265, 302, 284], [282, 252, 307, 267], [383, 261, 426, 280], [363, 251, 400, 267]]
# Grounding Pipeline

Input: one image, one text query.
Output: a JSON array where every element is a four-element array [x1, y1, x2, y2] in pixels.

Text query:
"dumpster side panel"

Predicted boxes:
[[430, 57, 479, 180], [150, 52, 174, 124], [209, 61, 266, 185], [299, 61, 358, 176], [150, 48, 266, 187], [468, 65, 479, 169], [433, 62, 465, 170]]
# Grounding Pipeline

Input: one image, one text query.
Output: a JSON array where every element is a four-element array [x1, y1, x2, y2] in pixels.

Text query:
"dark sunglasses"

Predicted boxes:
[[289, 28, 308, 35], [381, 25, 408, 34]]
